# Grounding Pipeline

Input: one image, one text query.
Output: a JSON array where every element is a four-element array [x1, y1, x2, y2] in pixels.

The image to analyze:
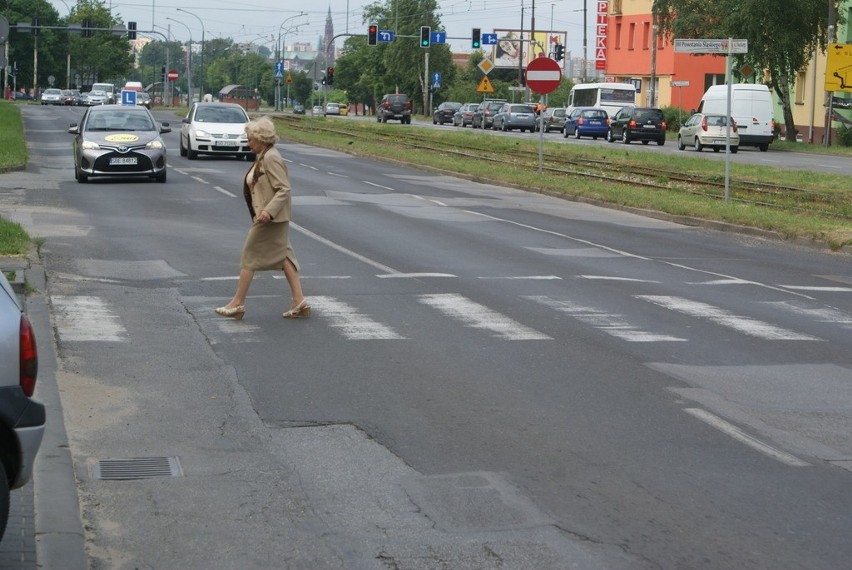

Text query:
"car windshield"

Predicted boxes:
[[86, 112, 154, 132], [194, 107, 247, 123]]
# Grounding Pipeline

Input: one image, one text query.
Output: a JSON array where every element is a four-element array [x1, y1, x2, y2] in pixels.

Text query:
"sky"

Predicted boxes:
[[51, 0, 595, 61]]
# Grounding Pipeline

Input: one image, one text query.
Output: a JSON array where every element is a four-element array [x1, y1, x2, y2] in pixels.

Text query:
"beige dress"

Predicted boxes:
[[240, 147, 300, 272]]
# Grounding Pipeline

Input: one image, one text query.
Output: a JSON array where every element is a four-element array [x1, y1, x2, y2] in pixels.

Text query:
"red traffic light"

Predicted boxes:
[[368, 24, 378, 46]]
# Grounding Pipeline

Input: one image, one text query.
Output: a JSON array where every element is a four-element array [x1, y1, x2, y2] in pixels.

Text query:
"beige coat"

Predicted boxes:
[[239, 145, 299, 271]]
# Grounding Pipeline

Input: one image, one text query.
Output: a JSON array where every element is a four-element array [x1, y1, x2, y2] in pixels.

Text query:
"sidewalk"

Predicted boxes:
[[0, 250, 86, 570]]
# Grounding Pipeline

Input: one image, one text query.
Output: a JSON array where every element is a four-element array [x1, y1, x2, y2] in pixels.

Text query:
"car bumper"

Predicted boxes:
[[0, 387, 45, 490], [578, 126, 610, 137], [77, 149, 167, 178]]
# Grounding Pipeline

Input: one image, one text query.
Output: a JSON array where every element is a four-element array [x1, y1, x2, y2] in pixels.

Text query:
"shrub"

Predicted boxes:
[[836, 123, 852, 147], [661, 106, 691, 133]]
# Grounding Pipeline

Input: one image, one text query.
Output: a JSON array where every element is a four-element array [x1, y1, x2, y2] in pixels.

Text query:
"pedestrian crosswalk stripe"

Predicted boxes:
[[527, 296, 686, 342], [311, 296, 405, 340], [52, 295, 128, 342], [636, 295, 821, 341], [418, 293, 551, 340]]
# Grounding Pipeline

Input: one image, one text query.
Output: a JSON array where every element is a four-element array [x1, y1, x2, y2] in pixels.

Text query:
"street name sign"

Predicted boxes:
[[674, 39, 748, 54]]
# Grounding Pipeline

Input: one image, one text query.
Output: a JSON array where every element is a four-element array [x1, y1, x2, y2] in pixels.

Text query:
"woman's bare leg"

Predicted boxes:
[[283, 258, 305, 307], [226, 268, 255, 308]]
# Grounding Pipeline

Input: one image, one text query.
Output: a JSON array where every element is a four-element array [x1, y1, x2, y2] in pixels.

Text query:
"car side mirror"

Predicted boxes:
[[182, 117, 190, 124], [68, 124, 79, 134], [160, 122, 171, 134]]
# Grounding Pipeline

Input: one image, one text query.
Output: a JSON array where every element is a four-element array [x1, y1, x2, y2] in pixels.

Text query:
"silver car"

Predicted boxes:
[[678, 113, 739, 153], [179, 102, 252, 160], [83, 90, 109, 106], [40, 88, 63, 105], [69, 104, 170, 183], [491, 103, 537, 132], [0, 271, 45, 542]]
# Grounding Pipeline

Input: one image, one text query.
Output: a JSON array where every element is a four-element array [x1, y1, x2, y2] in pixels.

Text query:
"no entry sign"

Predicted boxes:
[[525, 57, 562, 94]]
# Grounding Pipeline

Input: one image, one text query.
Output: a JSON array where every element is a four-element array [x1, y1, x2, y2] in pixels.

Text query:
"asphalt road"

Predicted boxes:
[[5, 104, 852, 569]]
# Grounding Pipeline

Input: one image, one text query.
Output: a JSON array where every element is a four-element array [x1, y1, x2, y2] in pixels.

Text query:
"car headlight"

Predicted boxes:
[[194, 129, 210, 139], [81, 140, 101, 150], [146, 139, 164, 150]]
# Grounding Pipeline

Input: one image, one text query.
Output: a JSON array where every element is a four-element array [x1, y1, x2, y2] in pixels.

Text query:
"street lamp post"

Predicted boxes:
[[166, 17, 192, 104], [276, 23, 306, 110], [176, 8, 204, 99], [276, 13, 307, 111]]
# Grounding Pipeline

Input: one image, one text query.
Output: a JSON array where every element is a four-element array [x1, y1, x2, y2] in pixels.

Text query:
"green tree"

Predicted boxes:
[[4, 0, 66, 91], [67, 0, 133, 87], [654, 0, 843, 141]]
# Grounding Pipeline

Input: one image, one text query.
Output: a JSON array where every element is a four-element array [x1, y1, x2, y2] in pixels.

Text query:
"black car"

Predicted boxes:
[[471, 100, 507, 129], [377, 93, 412, 124], [607, 107, 666, 146], [432, 101, 462, 125]]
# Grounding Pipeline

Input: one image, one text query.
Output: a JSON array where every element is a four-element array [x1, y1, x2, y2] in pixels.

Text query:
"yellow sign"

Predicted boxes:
[[825, 43, 852, 93], [477, 58, 494, 75], [476, 76, 495, 93], [286, 73, 292, 84], [104, 134, 140, 142]]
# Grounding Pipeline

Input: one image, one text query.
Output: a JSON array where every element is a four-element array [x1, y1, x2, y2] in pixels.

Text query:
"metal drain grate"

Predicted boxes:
[[92, 457, 183, 480]]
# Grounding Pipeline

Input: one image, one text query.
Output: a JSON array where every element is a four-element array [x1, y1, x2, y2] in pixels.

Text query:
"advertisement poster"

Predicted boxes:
[[492, 30, 568, 69]]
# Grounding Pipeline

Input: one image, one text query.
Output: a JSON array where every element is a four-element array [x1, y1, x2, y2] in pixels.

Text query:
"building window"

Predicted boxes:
[[628, 23, 636, 50], [704, 74, 726, 92], [643, 22, 650, 50], [615, 23, 622, 50], [612, 0, 622, 14]]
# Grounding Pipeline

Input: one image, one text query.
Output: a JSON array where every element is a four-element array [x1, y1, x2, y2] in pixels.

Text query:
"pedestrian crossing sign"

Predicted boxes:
[[476, 76, 494, 93]]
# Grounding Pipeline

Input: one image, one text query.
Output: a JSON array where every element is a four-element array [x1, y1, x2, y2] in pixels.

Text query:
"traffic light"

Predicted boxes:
[[471, 28, 481, 49], [420, 26, 430, 48], [127, 21, 136, 40], [161, 66, 166, 83], [367, 23, 378, 46], [554, 43, 565, 62], [326, 67, 334, 85], [31, 18, 39, 37]]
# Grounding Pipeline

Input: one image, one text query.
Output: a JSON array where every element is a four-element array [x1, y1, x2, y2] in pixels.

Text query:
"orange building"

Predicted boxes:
[[599, 0, 727, 110]]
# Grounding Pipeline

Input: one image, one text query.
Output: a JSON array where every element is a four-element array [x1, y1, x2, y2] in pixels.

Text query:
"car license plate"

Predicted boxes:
[[642, 124, 656, 129], [215, 140, 237, 147], [109, 157, 137, 165]]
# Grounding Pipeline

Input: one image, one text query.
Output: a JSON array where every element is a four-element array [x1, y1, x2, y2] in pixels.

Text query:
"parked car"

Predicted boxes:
[[491, 103, 537, 132], [40, 88, 63, 105], [135, 92, 152, 109], [82, 90, 109, 106], [312, 105, 324, 115], [678, 113, 739, 153], [563, 107, 610, 139], [377, 93, 412, 124], [179, 102, 251, 161], [537, 107, 567, 133], [607, 106, 667, 145], [452, 102, 479, 127], [325, 102, 341, 116], [61, 89, 77, 105], [14, 91, 33, 101], [0, 271, 45, 542], [69, 104, 170, 183], [293, 103, 305, 114], [338, 104, 349, 116], [471, 99, 507, 129], [432, 101, 462, 125]]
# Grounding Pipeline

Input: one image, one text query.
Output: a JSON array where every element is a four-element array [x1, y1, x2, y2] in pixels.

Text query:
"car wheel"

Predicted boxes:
[[563, 128, 569, 139], [694, 139, 703, 152], [187, 146, 198, 160], [621, 129, 630, 144], [759, 143, 769, 152], [731, 146, 738, 154], [574, 128, 581, 140], [642, 140, 650, 145], [179, 136, 187, 157], [607, 128, 615, 143], [657, 139, 665, 146], [677, 135, 685, 150], [713, 147, 720, 152], [502, 122, 508, 132], [76, 166, 88, 183], [0, 463, 9, 542], [155, 169, 167, 183]]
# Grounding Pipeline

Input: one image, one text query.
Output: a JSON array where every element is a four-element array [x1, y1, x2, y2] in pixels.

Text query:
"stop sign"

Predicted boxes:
[[525, 57, 562, 94], [167, 70, 179, 81]]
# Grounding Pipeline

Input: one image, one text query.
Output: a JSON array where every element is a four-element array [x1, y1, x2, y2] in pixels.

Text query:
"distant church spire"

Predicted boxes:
[[324, 7, 335, 66]]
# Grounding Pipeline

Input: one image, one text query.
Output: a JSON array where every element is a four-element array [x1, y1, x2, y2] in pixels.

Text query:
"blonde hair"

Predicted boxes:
[[245, 116, 278, 145]]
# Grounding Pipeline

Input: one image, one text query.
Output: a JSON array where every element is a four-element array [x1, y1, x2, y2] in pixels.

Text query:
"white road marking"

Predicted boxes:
[[213, 186, 237, 197], [328, 172, 349, 178], [778, 285, 852, 292], [299, 163, 319, 170], [687, 278, 757, 285], [685, 408, 810, 467], [764, 301, 852, 326], [377, 273, 457, 278], [527, 295, 686, 342], [311, 296, 404, 340], [191, 176, 208, 184], [637, 295, 821, 340], [52, 295, 128, 342], [478, 275, 562, 280], [418, 293, 551, 340], [201, 276, 239, 281], [362, 181, 396, 191], [292, 223, 400, 275], [580, 275, 659, 283]]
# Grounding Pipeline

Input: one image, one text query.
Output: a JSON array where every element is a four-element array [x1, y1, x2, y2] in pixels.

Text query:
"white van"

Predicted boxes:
[[697, 84, 775, 151]]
